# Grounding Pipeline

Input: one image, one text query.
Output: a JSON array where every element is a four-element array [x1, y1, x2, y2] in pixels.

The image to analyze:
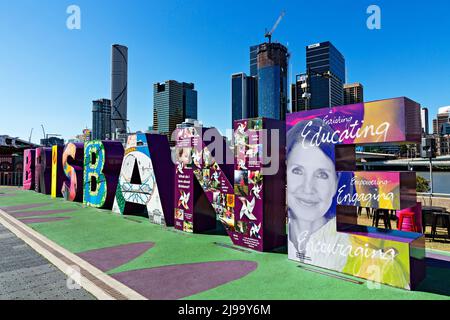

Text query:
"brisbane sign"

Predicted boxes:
[[22, 97, 425, 290]]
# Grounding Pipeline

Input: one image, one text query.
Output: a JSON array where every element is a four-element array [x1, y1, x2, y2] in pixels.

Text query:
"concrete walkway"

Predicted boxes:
[[0, 223, 94, 300]]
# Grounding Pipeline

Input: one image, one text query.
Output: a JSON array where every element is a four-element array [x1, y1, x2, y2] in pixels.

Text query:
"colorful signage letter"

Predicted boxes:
[[83, 141, 124, 209], [51, 145, 64, 198], [23, 149, 35, 190], [35, 147, 52, 194], [62, 142, 84, 202], [113, 133, 174, 226], [174, 118, 286, 252]]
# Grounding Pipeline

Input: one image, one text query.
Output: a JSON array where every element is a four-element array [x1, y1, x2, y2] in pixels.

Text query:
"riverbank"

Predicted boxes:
[[416, 171, 450, 194]]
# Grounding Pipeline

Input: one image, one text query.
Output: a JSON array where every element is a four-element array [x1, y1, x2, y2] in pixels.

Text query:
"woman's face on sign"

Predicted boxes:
[[287, 143, 338, 222]]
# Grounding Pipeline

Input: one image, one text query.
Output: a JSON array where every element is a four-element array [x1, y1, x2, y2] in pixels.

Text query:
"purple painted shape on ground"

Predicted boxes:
[[10, 209, 75, 218], [0, 203, 52, 212], [111, 260, 258, 300], [77, 242, 155, 272], [19, 217, 71, 224]]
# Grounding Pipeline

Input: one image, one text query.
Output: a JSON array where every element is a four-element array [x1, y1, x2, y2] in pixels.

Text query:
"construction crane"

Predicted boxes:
[[41, 125, 46, 140], [28, 128, 33, 143], [265, 10, 285, 43], [40, 124, 62, 146], [41, 124, 61, 139]]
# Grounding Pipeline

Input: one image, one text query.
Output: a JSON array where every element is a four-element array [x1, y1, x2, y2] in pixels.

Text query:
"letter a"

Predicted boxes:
[[366, 5, 381, 30], [66, 5, 81, 30]]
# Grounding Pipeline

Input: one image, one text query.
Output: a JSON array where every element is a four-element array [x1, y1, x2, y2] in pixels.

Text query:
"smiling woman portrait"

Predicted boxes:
[[287, 118, 351, 270]]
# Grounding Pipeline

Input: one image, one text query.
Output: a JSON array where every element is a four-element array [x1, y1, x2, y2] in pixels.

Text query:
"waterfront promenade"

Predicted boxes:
[[1, 186, 450, 300], [0, 223, 94, 300]]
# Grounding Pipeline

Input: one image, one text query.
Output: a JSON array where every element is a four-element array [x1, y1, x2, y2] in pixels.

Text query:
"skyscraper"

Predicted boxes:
[[256, 42, 289, 120], [305, 41, 346, 109], [249, 45, 258, 77], [343, 83, 364, 105], [421, 107, 429, 135], [153, 80, 198, 143], [183, 83, 198, 120], [92, 99, 112, 140], [433, 106, 450, 135], [231, 72, 257, 127], [111, 44, 128, 137], [291, 74, 307, 113]]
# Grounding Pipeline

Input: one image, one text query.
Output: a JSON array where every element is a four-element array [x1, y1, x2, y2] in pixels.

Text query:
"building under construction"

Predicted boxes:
[[256, 42, 289, 121]]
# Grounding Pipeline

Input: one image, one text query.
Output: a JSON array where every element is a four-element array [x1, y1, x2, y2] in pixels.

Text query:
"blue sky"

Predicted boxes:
[[1, 0, 450, 144]]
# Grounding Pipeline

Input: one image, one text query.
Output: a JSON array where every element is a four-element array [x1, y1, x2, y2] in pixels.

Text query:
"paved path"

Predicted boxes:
[[0, 223, 94, 300]]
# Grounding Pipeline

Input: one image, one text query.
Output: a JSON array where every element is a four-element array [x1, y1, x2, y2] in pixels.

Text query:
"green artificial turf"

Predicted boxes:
[[1, 186, 449, 300]]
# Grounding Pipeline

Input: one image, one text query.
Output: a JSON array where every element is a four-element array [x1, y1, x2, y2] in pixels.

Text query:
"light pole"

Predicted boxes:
[[423, 144, 434, 195]]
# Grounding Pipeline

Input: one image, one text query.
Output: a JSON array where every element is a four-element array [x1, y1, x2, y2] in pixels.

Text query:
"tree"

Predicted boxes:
[[416, 176, 430, 193]]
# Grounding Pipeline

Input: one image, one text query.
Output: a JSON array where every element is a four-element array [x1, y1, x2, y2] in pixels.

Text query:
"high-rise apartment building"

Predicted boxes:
[[343, 83, 364, 105], [433, 106, 450, 135]]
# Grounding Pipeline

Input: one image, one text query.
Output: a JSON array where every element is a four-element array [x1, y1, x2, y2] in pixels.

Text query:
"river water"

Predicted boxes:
[[416, 171, 450, 194]]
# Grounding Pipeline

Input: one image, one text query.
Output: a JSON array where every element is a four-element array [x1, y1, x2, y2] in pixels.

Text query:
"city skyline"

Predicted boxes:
[[2, 0, 450, 144]]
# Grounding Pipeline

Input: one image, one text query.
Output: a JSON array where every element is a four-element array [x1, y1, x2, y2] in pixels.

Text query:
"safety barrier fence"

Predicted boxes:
[[0, 172, 23, 186]]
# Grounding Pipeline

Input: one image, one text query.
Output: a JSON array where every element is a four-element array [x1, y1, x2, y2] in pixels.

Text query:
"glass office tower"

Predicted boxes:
[[231, 72, 257, 128], [249, 45, 258, 77], [92, 99, 112, 140], [153, 80, 198, 144], [183, 83, 198, 120], [306, 41, 345, 109]]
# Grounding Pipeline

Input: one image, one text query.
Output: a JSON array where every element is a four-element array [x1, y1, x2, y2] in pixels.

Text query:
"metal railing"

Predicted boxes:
[[0, 171, 23, 186], [418, 192, 450, 199]]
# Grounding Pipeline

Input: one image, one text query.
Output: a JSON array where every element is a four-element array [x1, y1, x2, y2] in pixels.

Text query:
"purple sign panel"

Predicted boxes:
[[23, 149, 35, 190], [174, 128, 196, 232], [35, 147, 52, 194], [174, 118, 286, 252], [233, 119, 265, 250], [286, 97, 425, 289]]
